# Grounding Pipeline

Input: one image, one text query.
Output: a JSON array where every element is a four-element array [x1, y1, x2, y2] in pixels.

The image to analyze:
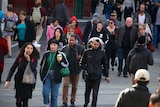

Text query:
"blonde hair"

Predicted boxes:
[[68, 24, 75, 30], [138, 24, 146, 30]]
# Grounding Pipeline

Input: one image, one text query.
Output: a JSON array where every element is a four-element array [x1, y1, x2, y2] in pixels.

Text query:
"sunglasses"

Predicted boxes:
[[108, 22, 113, 24]]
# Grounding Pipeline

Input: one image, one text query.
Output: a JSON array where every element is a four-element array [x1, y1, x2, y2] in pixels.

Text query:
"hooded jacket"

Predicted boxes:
[[126, 45, 154, 74], [63, 16, 83, 39]]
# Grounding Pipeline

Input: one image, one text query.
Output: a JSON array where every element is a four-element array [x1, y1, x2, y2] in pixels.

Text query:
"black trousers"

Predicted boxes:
[[84, 78, 101, 107], [16, 98, 28, 107]]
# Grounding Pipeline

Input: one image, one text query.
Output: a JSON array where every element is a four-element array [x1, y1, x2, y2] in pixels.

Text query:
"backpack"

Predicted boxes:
[[32, 7, 41, 24]]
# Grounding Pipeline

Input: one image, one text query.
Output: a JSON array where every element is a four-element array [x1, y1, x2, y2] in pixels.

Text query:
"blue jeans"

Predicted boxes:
[[153, 25, 160, 47], [42, 70, 61, 107], [105, 4, 113, 20], [117, 47, 130, 76]]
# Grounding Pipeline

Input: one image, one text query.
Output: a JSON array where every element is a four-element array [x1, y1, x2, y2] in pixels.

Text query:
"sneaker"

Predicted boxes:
[[46, 104, 50, 107], [83, 104, 88, 107], [61, 102, 67, 107], [70, 101, 75, 107]]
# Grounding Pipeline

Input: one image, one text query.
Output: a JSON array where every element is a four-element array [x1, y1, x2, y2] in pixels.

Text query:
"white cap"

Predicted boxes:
[[135, 69, 150, 82], [33, 41, 41, 48]]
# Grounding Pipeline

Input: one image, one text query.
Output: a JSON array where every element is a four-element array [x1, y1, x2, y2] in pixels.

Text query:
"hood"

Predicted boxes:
[[69, 16, 78, 26]]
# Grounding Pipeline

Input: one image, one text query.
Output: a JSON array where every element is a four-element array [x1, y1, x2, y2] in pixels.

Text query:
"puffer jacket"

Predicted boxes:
[[126, 45, 154, 74], [115, 84, 151, 107]]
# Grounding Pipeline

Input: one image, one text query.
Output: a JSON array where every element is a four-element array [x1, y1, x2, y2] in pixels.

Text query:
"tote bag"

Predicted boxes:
[[22, 62, 36, 84]]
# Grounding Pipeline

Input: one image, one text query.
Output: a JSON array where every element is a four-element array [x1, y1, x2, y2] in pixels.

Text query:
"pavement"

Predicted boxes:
[[0, 2, 160, 107]]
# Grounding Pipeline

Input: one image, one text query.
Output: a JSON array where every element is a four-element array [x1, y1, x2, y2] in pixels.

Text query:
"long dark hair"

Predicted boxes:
[[53, 27, 63, 41], [0, 29, 2, 38], [17, 42, 40, 59]]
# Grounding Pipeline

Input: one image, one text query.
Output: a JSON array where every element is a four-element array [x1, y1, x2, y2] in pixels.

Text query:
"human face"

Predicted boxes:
[[68, 28, 74, 35], [19, 14, 26, 21], [50, 43, 58, 52], [71, 20, 77, 26], [96, 23, 103, 32], [25, 44, 33, 55], [153, 102, 160, 107], [91, 40, 100, 49], [125, 17, 133, 27], [139, 28, 145, 35], [55, 29, 61, 37], [68, 36, 76, 47], [53, 20, 59, 27], [140, 4, 145, 12], [108, 20, 114, 26]]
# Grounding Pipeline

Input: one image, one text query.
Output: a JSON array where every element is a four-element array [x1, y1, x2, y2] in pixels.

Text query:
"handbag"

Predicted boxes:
[[147, 43, 155, 52], [60, 67, 70, 77], [22, 62, 36, 84], [4, 20, 15, 32]]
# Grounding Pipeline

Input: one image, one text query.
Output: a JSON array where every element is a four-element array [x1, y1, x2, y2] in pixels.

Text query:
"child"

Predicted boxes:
[[0, 30, 8, 83], [149, 92, 160, 107]]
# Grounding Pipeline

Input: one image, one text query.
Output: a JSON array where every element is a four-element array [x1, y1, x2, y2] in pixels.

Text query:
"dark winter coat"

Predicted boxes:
[[6, 56, 38, 98], [14, 18, 36, 42], [62, 44, 84, 75], [40, 51, 69, 83], [80, 48, 109, 80], [115, 84, 150, 107], [126, 45, 154, 74]]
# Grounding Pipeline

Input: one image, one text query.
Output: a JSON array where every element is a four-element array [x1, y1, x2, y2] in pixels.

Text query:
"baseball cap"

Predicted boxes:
[[110, 10, 117, 16], [135, 69, 150, 82], [93, 13, 100, 21]]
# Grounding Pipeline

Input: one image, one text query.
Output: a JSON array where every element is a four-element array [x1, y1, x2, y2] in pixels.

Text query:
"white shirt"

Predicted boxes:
[[138, 14, 145, 25]]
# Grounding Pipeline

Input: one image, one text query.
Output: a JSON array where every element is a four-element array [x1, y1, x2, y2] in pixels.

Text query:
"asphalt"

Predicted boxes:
[[0, 2, 160, 107]]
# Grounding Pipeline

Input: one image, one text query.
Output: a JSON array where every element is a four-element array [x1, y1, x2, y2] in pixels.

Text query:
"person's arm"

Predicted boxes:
[[4, 57, 19, 88]]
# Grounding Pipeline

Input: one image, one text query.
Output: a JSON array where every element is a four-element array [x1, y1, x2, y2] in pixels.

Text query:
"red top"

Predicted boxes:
[[63, 16, 83, 40], [0, 37, 8, 62]]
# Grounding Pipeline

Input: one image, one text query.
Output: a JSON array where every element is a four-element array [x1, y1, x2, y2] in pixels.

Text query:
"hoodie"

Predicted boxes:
[[63, 16, 83, 40]]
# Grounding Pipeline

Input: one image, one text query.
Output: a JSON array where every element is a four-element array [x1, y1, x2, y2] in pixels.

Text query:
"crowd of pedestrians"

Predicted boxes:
[[0, 0, 160, 107]]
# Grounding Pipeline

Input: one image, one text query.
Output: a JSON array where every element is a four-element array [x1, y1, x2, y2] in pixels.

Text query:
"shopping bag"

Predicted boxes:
[[22, 62, 36, 84], [60, 67, 70, 77]]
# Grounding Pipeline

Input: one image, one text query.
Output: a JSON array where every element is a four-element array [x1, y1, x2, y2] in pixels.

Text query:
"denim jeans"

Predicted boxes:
[[105, 4, 113, 20], [117, 47, 130, 76], [153, 25, 160, 47], [42, 70, 61, 107]]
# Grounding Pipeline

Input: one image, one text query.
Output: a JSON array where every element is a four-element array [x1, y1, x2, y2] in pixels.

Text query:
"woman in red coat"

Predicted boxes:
[[0, 29, 8, 83], [63, 16, 83, 40]]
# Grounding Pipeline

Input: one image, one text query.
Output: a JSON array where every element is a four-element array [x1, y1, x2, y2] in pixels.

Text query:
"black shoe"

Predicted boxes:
[[61, 102, 67, 107], [117, 71, 121, 76], [123, 75, 128, 78], [83, 104, 88, 107], [112, 67, 114, 71], [70, 101, 75, 107]]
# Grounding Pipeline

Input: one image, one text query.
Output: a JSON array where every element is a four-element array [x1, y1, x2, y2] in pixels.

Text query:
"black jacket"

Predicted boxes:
[[62, 44, 84, 75], [6, 56, 38, 98], [126, 45, 154, 74], [80, 48, 109, 80], [115, 84, 150, 107], [40, 51, 69, 83], [14, 18, 36, 42]]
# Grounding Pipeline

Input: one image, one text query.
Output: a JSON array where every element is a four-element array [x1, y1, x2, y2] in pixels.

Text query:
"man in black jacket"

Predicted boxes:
[[126, 36, 154, 84], [80, 38, 110, 107], [115, 69, 151, 107]]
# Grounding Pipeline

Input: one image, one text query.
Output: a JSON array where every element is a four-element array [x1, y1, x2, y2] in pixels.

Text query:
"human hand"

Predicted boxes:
[[76, 55, 81, 60], [105, 77, 110, 83], [24, 52, 30, 61], [4, 81, 10, 89]]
